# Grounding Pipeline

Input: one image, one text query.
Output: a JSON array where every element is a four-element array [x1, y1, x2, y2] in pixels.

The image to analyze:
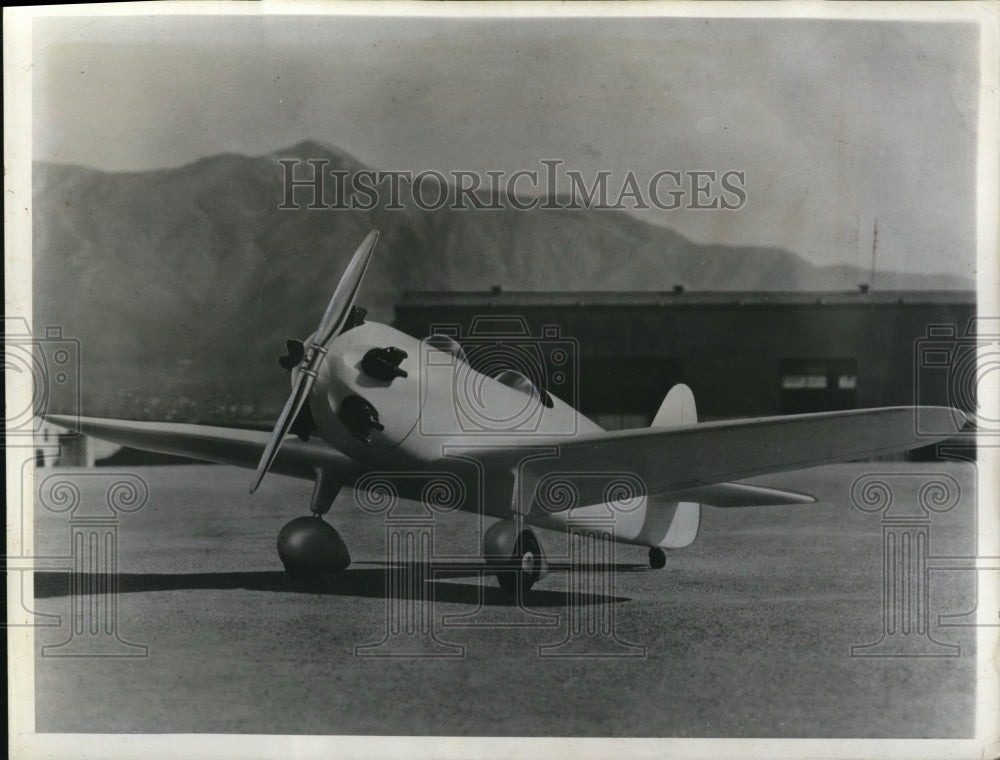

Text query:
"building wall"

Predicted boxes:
[[394, 293, 975, 424]]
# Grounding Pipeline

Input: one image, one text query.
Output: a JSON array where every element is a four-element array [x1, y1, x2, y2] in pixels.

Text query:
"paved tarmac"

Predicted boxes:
[[30, 462, 978, 737]]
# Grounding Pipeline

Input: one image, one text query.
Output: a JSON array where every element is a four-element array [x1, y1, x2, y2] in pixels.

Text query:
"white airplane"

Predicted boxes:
[[46, 230, 965, 593]]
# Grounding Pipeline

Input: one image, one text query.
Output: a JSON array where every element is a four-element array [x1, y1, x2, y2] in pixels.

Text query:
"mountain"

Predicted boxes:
[[32, 141, 974, 420]]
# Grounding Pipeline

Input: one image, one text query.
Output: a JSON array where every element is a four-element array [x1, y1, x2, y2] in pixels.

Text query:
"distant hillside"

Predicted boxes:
[[32, 140, 973, 420]]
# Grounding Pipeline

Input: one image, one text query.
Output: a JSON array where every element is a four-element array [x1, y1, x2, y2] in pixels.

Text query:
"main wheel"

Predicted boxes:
[[495, 529, 545, 595], [649, 546, 667, 569], [277, 516, 351, 580]]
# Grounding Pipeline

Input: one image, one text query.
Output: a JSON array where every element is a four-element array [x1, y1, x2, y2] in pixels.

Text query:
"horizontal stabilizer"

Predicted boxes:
[[665, 482, 816, 508]]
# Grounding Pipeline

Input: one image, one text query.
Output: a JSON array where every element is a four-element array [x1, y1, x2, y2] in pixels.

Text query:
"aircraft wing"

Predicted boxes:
[[44, 415, 366, 483], [455, 406, 964, 514]]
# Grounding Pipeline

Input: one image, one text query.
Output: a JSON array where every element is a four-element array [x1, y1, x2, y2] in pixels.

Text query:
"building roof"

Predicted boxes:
[[397, 290, 977, 309]]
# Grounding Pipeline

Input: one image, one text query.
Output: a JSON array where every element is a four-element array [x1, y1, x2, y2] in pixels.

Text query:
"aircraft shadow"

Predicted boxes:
[[33, 561, 646, 607]]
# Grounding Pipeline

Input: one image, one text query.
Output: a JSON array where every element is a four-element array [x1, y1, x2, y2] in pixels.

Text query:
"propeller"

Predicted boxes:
[[250, 229, 379, 493]]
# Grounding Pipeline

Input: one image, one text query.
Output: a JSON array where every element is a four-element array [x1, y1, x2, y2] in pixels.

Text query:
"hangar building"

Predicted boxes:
[[393, 290, 977, 430]]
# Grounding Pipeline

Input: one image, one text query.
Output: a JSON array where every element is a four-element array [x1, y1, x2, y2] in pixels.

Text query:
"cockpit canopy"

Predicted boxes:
[[493, 369, 554, 408], [423, 333, 554, 408]]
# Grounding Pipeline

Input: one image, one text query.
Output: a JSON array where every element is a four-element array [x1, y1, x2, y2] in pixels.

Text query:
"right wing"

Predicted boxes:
[[44, 415, 365, 483], [453, 406, 964, 514]]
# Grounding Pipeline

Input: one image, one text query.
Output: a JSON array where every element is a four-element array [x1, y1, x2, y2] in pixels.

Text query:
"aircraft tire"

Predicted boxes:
[[649, 546, 667, 569], [494, 529, 545, 595], [277, 516, 351, 580]]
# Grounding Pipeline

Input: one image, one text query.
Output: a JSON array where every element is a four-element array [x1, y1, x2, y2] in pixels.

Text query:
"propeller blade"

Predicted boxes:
[[250, 229, 379, 493], [313, 229, 379, 349], [249, 373, 312, 493]]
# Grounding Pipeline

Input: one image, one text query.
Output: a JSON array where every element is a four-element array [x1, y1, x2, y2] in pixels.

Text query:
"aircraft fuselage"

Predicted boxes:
[[304, 321, 695, 549]]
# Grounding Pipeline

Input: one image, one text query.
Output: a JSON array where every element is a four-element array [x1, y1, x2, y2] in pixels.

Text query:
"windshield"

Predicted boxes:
[[424, 333, 469, 364]]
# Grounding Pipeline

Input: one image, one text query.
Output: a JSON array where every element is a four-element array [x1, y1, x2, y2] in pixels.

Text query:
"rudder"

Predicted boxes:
[[651, 383, 700, 549], [652, 383, 697, 427]]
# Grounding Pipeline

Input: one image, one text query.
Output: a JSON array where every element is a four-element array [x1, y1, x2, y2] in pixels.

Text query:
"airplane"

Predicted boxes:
[[45, 230, 966, 594]]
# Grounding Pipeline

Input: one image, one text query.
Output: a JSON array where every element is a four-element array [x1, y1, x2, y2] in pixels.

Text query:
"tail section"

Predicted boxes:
[[653, 383, 697, 427], [657, 501, 701, 548], [651, 383, 699, 548]]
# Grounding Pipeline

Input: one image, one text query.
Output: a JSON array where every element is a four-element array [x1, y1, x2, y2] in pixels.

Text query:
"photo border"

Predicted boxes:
[[5, 2, 998, 759]]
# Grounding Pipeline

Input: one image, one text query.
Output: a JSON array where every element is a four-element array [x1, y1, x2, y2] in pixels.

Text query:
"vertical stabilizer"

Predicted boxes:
[[650, 383, 700, 548], [659, 502, 701, 548], [652, 383, 697, 427]]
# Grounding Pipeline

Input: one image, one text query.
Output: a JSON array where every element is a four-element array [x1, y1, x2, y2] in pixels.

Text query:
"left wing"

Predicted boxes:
[[45, 415, 366, 483], [453, 406, 964, 513]]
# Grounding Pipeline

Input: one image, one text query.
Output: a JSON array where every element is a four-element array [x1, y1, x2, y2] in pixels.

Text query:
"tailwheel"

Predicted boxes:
[[277, 515, 351, 581], [649, 546, 667, 569]]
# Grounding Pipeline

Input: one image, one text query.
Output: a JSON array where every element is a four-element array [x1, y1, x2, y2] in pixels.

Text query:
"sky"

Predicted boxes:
[[30, 12, 981, 279]]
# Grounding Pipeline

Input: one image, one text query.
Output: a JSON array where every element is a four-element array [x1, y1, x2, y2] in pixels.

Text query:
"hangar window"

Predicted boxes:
[[780, 358, 857, 414], [781, 373, 828, 390], [837, 374, 857, 390]]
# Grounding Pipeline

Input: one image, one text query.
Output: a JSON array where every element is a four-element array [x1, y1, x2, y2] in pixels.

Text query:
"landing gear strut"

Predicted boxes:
[[649, 547, 667, 569], [276, 468, 350, 581]]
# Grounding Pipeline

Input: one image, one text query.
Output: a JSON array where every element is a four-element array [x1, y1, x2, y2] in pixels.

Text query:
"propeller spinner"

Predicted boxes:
[[250, 229, 380, 493]]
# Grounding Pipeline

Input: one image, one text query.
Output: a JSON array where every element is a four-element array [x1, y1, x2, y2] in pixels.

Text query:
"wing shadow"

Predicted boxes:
[[33, 561, 645, 607]]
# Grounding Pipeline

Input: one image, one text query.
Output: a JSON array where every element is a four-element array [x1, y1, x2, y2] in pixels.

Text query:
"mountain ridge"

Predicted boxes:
[[31, 143, 974, 420]]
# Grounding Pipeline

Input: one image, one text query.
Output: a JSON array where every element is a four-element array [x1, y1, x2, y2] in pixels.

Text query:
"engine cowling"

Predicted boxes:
[[308, 322, 423, 460]]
